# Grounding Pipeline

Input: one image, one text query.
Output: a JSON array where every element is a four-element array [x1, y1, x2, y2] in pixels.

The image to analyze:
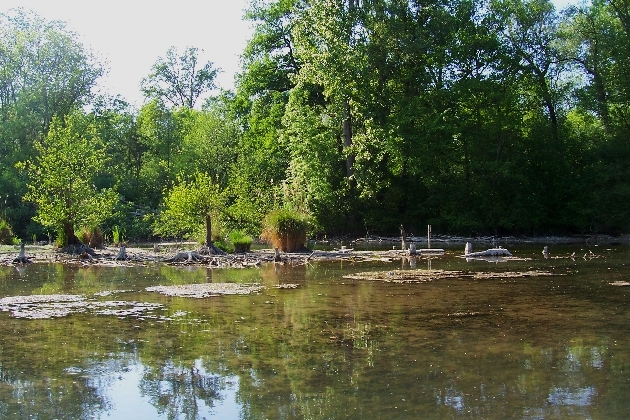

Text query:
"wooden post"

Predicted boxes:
[[427, 225, 431, 249]]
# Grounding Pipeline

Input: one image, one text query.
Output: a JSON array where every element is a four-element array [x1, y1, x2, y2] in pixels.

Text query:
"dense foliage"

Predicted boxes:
[[1, 0, 629, 244]]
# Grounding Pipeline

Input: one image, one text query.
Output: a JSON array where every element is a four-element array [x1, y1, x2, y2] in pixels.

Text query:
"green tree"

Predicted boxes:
[[141, 46, 219, 109], [0, 8, 103, 238], [154, 172, 222, 246], [18, 111, 118, 246]]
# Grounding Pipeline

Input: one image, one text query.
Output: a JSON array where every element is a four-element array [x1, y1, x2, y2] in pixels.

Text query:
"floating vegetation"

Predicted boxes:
[[344, 269, 465, 283], [343, 269, 555, 283], [274, 283, 300, 289], [609, 281, 630, 287], [448, 311, 483, 317], [93, 290, 133, 297], [0, 294, 165, 320], [473, 271, 555, 279], [146, 282, 265, 298]]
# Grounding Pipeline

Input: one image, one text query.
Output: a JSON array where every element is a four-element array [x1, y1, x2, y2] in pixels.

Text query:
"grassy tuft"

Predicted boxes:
[[229, 230, 253, 253], [261, 209, 312, 252], [79, 227, 104, 248]]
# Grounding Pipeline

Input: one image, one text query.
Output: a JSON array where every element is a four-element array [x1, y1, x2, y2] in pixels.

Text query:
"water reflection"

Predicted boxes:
[[0, 247, 628, 418]]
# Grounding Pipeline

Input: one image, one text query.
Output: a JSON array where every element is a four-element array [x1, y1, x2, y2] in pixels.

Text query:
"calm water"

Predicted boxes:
[[0, 245, 629, 419]]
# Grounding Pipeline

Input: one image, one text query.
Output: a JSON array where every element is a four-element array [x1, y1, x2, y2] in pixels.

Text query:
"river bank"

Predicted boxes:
[[0, 233, 625, 268]]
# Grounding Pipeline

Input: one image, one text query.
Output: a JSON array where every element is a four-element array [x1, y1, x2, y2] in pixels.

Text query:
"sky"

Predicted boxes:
[[1, 0, 575, 109], [0, 0, 253, 107]]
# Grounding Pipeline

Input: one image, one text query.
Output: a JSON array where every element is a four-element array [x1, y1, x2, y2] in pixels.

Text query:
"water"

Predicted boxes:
[[0, 245, 629, 419]]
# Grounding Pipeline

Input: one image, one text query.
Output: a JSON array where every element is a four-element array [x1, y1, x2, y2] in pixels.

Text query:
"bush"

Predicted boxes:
[[229, 230, 253, 253], [0, 219, 15, 245], [261, 209, 312, 252], [213, 238, 234, 253]]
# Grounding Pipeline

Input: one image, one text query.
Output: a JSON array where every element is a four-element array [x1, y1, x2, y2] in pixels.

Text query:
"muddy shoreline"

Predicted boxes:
[[0, 233, 626, 268]]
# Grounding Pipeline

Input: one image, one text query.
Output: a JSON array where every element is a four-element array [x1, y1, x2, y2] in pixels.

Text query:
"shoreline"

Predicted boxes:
[[0, 234, 626, 268]]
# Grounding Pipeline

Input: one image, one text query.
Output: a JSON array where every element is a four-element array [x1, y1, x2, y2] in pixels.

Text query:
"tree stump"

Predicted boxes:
[[115, 246, 129, 261], [12, 243, 31, 264]]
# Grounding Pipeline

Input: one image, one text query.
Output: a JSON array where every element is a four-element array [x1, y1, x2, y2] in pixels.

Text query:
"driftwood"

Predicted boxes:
[[61, 243, 96, 256], [163, 251, 207, 263], [12, 243, 31, 264]]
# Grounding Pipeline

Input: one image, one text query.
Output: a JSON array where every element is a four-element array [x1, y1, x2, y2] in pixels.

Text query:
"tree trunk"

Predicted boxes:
[[343, 101, 355, 178], [62, 222, 81, 246], [205, 214, 212, 247]]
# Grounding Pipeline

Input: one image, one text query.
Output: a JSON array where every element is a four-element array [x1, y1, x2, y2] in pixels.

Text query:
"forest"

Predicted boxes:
[[0, 0, 629, 247]]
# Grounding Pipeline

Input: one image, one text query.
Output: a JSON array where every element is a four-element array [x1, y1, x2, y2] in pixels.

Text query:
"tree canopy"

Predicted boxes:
[[18, 111, 118, 245], [141, 46, 220, 109], [2, 0, 630, 244]]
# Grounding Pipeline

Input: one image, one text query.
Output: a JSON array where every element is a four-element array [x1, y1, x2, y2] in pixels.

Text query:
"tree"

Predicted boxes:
[[154, 172, 222, 246], [141, 46, 219, 109], [18, 111, 118, 246], [0, 8, 103, 238]]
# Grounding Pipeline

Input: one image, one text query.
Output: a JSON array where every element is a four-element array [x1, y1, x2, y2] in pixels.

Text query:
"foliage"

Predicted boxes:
[[111, 226, 122, 245], [229, 230, 254, 253], [18, 111, 118, 246], [261, 208, 312, 252], [154, 172, 223, 245], [0, 219, 15, 245], [2, 1, 630, 238], [213, 238, 234, 254], [0, 9, 103, 239], [79, 227, 104, 249]]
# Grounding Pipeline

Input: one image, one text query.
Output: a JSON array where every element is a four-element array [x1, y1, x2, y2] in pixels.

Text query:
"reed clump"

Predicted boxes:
[[261, 209, 312, 252]]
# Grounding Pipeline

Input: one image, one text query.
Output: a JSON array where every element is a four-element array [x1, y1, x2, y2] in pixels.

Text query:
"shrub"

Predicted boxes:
[[112, 226, 122, 245], [214, 239, 234, 253], [0, 219, 14, 245], [261, 209, 312, 252], [229, 230, 253, 253]]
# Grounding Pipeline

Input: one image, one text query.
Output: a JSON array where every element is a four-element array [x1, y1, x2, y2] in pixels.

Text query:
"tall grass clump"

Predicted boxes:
[[261, 209, 312, 252], [230, 230, 253, 253], [79, 227, 104, 248], [112, 226, 122, 245]]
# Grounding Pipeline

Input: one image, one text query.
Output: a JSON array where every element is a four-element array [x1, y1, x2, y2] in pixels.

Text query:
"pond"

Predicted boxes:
[[0, 244, 629, 419]]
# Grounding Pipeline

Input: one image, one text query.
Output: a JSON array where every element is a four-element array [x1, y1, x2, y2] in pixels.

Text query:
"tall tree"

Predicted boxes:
[[141, 46, 219, 109], [17, 111, 118, 246], [0, 8, 103, 237]]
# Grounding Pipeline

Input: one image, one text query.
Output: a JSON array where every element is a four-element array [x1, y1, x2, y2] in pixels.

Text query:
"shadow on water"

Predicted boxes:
[[0, 245, 629, 419]]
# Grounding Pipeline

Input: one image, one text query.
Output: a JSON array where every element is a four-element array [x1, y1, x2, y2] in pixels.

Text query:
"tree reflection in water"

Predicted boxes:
[[139, 358, 225, 420], [0, 248, 629, 419]]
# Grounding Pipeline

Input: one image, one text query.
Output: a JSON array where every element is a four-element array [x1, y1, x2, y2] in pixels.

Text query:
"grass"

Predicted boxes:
[[260, 209, 312, 252]]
